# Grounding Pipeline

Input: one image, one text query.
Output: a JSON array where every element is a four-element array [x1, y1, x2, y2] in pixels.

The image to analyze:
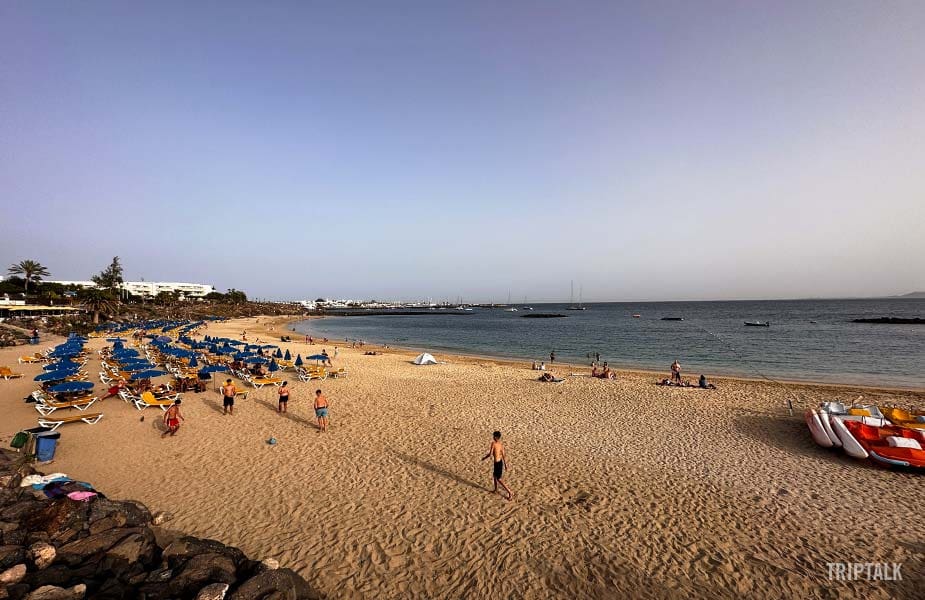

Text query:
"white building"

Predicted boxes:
[[47, 280, 216, 299], [46, 280, 97, 288], [121, 282, 216, 299]]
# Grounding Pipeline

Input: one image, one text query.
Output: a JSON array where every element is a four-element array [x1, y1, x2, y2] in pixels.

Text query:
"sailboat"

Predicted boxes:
[[521, 296, 533, 311], [567, 281, 587, 311], [505, 292, 518, 312]]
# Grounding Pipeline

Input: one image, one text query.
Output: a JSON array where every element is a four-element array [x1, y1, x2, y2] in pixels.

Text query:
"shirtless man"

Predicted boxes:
[[222, 379, 237, 415], [313, 389, 329, 432], [671, 359, 682, 385], [161, 399, 183, 437], [482, 431, 513, 501]]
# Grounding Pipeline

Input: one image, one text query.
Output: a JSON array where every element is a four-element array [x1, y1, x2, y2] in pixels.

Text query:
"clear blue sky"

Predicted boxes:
[[2, 1, 923, 302]]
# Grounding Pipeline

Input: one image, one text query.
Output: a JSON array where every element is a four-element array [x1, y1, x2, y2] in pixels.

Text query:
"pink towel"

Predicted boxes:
[[67, 491, 97, 501]]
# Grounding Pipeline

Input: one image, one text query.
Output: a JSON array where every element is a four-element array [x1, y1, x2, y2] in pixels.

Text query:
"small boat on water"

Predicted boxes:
[[661, 317, 683, 321], [744, 321, 770, 327], [632, 314, 641, 318]]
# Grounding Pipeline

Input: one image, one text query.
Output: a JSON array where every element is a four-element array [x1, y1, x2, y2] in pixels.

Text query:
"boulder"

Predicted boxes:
[[195, 583, 230, 600], [56, 527, 141, 566], [24, 500, 90, 543], [228, 569, 322, 600], [28, 541, 56, 570], [0, 499, 43, 523], [24, 584, 86, 600], [88, 499, 151, 529], [0, 545, 26, 570], [23, 563, 96, 589], [3, 527, 27, 546], [260, 558, 279, 570], [167, 552, 238, 597], [162, 537, 248, 570], [0, 563, 27, 584], [5, 584, 30, 600], [101, 530, 156, 577]]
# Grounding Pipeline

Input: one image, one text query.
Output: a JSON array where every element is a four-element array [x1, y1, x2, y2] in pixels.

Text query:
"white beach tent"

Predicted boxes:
[[412, 352, 438, 365]]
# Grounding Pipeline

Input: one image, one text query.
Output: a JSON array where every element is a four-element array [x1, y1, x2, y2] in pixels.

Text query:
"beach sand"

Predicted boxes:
[[1, 316, 922, 599]]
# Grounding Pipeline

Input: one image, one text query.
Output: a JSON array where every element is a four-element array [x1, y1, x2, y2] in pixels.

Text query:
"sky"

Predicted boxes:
[[1, 1, 923, 302]]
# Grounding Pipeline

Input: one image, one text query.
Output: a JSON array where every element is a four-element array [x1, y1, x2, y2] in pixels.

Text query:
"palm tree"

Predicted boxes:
[[7, 260, 50, 292], [79, 288, 119, 325]]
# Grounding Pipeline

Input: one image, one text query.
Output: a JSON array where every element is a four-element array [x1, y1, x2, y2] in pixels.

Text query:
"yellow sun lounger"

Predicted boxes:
[[34, 397, 99, 417], [19, 354, 46, 364], [38, 412, 103, 430], [0, 367, 24, 380], [133, 391, 179, 411], [250, 377, 283, 389]]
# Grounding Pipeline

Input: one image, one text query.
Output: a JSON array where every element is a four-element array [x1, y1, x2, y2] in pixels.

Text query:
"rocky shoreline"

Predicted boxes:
[[0, 450, 322, 600]]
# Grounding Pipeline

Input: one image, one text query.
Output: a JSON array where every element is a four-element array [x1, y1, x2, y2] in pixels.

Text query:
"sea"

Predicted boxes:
[[291, 299, 925, 389]]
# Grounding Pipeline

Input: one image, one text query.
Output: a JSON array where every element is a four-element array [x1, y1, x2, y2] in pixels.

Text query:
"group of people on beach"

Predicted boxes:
[[656, 359, 717, 388]]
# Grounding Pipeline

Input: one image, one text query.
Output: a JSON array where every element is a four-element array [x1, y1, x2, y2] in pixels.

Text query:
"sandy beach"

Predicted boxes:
[[1, 316, 922, 599]]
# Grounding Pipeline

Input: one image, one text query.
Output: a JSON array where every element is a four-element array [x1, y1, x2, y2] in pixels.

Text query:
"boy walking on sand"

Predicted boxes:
[[161, 399, 183, 437], [314, 389, 329, 432], [222, 379, 237, 415], [482, 431, 514, 501]]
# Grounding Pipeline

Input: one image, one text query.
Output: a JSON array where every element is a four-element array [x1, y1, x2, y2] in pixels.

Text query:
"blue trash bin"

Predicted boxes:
[[34, 432, 61, 462]]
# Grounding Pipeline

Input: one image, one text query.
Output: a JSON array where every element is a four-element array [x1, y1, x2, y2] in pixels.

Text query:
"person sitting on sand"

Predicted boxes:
[[671, 359, 682, 385], [102, 379, 126, 400], [482, 431, 513, 501], [591, 364, 600, 377], [314, 389, 329, 432], [539, 372, 564, 382], [539, 362, 546, 371], [600, 363, 616, 380], [699, 374, 717, 389], [161, 399, 183, 438]]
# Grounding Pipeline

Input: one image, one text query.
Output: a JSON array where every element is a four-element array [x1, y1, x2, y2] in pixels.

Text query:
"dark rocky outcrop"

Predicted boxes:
[[0, 450, 323, 599]]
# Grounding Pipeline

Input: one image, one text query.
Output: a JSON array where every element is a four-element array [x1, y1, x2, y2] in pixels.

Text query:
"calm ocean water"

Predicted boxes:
[[292, 299, 925, 389]]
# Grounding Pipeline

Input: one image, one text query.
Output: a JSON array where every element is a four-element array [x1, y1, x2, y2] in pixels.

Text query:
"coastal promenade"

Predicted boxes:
[[1, 316, 922, 599]]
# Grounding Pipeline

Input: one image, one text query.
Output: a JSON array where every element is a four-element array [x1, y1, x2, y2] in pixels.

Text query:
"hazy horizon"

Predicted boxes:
[[2, 1, 923, 303]]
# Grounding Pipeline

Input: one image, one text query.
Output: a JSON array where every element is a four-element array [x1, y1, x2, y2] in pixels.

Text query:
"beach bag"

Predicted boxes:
[[10, 431, 29, 449]]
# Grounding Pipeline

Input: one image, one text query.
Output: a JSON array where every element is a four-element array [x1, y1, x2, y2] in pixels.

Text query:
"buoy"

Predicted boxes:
[[267, 437, 277, 446]]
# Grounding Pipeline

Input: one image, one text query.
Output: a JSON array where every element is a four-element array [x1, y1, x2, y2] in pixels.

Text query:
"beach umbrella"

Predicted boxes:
[[156, 336, 171, 343], [268, 360, 279, 372], [199, 365, 228, 374], [306, 354, 327, 361], [294, 354, 303, 367], [44, 360, 79, 371], [274, 348, 283, 359], [35, 371, 76, 382], [49, 381, 94, 393], [188, 355, 199, 368], [106, 337, 126, 342], [248, 356, 269, 364], [121, 362, 157, 372], [284, 349, 292, 361], [130, 370, 167, 380]]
